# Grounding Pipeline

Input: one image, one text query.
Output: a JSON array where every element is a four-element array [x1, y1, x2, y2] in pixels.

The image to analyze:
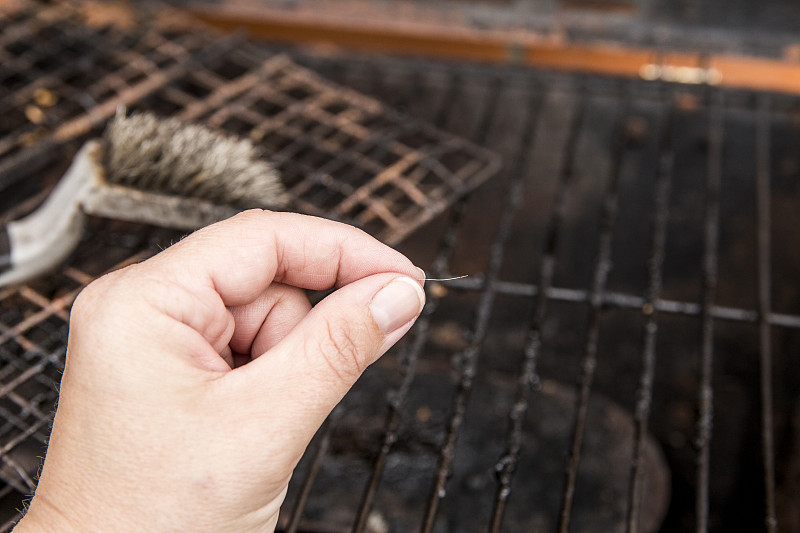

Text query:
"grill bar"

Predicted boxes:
[[418, 75, 518, 533], [348, 80, 462, 533], [352, 304, 432, 533], [756, 95, 778, 533], [695, 89, 724, 533], [626, 97, 675, 533], [556, 93, 628, 533], [352, 202, 465, 533], [351, 76, 503, 533], [273, 67, 473, 530], [443, 278, 800, 328], [486, 87, 586, 531], [285, 415, 333, 533], [484, 87, 548, 532]]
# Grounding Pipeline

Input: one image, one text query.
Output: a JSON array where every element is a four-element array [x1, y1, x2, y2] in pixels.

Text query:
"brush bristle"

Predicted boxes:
[[102, 110, 289, 209]]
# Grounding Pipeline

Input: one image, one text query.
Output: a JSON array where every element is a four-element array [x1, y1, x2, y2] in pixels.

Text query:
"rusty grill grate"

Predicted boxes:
[[0, 1, 499, 244], [0, 5, 501, 527], [124, 51, 501, 243], [0, 218, 167, 528], [0, 1, 225, 161]]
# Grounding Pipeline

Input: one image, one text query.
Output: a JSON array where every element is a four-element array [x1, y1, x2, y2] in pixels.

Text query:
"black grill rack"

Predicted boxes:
[[0, 2, 500, 244], [3, 4, 800, 533], [0, 1, 221, 161], [270, 54, 800, 532], [122, 50, 501, 243]]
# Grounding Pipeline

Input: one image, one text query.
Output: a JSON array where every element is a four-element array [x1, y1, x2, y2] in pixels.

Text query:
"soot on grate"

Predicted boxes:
[[0, 1, 499, 246], [3, 3, 800, 533], [274, 53, 800, 533], [0, 4, 499, 529]]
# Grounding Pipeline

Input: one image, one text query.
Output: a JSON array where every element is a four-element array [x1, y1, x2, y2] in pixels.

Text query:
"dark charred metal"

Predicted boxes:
[[694, 88, 724, 533], [3, 2, 800, 533], [755, 95, 778, 533]]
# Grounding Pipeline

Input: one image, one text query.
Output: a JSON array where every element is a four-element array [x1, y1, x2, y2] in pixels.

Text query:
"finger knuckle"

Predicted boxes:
[[231, 208, 266, 224], [71, 265, 144, 326], [314, 318, 369, 384], [71, 271, 117, 319]]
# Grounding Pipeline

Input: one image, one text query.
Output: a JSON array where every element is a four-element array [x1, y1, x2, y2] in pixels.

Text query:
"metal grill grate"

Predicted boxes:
[[0, 1, 223, 161], [3, 5, 800, 533], [267, 54, 800, 532], [0, 230, 162, 529], [0, 6, 500, 527], [125, 51, 501, 243], [0, 2, 500, 245]]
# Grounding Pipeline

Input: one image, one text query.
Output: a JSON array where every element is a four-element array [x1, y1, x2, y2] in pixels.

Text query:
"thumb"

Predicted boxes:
[[232, 273, 425, 444]]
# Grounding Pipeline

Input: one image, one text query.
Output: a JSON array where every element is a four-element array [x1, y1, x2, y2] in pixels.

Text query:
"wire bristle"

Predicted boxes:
[[102, 110, 289, 209]]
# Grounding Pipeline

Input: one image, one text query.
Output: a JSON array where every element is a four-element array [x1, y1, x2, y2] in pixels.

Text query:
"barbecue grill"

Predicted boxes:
[[2, 2, 800, 532]]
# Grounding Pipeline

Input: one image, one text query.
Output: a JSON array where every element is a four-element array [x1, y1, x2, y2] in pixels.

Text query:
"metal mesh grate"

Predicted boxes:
[[0, 1, 225, 161], [0, 6, 500, 527], [0, 230, 163, 529], [120, 50, 501, 243], [267, 54, 800, 532], [1, 2, 500, 244]]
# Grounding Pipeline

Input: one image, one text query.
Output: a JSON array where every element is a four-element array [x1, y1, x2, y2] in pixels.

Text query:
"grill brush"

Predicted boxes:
[[0, 111, 288, 288]]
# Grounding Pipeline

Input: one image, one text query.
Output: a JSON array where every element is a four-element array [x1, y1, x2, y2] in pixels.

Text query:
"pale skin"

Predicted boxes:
[[13, 210, 426, 533]]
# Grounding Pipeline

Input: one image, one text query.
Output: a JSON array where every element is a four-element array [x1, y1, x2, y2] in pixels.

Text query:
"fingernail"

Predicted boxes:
[[416, 267, 426, 281], [370, 277, 426, 334]]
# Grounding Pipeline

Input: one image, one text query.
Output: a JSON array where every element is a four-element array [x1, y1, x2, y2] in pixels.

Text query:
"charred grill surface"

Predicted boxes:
[[2, 3, 800, 532]]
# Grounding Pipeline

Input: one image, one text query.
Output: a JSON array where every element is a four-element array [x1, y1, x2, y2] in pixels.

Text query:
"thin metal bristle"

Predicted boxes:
[[102, 110, 289, 208]]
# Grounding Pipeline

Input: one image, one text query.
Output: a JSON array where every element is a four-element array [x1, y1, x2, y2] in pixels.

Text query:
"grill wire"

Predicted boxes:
[[2, 3, 800, 533]]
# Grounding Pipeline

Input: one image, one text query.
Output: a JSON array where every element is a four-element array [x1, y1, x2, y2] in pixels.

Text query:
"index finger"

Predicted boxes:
[[146, 210, 421, 307]]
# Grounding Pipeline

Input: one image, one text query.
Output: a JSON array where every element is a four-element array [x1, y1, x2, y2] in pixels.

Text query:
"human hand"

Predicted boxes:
[[14, 210, 425, 533]]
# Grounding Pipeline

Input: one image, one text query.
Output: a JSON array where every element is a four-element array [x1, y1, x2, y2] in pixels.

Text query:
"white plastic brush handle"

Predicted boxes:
[[0, 141, 100, 288]]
